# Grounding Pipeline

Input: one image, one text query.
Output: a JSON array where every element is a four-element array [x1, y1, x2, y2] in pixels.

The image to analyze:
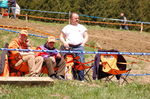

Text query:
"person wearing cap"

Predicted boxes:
[[8, 30, 43, 77], [36, 36, 66, 80], [60, 12, 88, 81]]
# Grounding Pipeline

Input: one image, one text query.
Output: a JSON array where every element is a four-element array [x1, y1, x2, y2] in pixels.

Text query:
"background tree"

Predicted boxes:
[[16, 0, 150, 31]]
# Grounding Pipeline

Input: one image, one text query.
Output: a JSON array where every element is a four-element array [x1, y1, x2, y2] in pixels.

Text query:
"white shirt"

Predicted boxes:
[[15, 3, 20, 15], [62, 24, 87, 45]]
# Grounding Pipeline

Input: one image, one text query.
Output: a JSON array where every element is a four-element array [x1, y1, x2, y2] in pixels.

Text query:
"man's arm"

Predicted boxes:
[[124, 17, 127, 24], [81, 31, 88, 46], [60, 32, 69, 48], [8, 40, 19, 54]]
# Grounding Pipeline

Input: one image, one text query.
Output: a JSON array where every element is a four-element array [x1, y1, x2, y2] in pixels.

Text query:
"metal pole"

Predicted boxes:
[[140, 23, 143, 33]]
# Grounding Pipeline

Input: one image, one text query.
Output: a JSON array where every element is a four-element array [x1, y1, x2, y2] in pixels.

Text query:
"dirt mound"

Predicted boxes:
[[89, 28, 150, 53]]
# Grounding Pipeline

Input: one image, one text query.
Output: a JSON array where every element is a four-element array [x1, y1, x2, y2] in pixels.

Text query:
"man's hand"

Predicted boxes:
[[82, 31, 88, 46], [64, 42, 70, 49], [81, 43, 85, 46], [56, 53, 61, 58], [60, 32, 70, 49], [50, 56, 56, 63]]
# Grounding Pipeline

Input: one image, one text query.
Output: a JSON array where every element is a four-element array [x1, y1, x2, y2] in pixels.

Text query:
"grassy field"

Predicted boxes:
[[0, 81, 150, 99], [0, 24, 150, 99]]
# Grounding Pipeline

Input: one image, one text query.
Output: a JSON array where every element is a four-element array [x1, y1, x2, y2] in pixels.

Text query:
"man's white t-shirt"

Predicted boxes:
[[62, 24, 87, 45], [15, 3, 20, 15]]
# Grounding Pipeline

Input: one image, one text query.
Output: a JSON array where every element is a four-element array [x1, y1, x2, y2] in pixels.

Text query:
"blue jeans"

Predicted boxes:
[[9, 7, 16, 19], [71, 46, 85, 81], [120, 24, 129, 30]]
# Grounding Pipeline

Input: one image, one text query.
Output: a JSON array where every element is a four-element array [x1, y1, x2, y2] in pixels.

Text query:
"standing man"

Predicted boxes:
[[120, 13, 129, 30], [8, 30, 43, 77], [60, 12, 88, 81]]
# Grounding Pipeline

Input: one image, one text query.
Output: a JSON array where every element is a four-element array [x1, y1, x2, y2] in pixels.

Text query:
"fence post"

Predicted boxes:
[[69, 11, 71, 24], [25, 14, 28, 21], [140, 23, 143, 33]]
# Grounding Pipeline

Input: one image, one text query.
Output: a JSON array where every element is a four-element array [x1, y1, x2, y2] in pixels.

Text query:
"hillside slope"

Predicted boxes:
[[0, 18, 150, 83], [0, 18, 149, 53]]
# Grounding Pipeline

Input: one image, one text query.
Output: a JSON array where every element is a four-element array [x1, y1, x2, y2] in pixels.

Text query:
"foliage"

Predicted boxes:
[[16, 0, 150, 32], [16, 0, 150, 22]]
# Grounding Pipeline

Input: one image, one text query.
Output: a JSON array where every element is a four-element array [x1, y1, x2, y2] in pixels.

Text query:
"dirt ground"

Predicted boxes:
[[0, 18, 149, 53], [0, 18, 150, 84]]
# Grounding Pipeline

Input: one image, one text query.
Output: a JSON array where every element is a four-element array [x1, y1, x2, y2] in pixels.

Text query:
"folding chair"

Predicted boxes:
[[64, 53, 93, 81], [8, 53, 29, 76], [64, 53, 74, 80], [0, 43, 28, 77], [94, 49, 131, 85], [72, 60, 94, 81]]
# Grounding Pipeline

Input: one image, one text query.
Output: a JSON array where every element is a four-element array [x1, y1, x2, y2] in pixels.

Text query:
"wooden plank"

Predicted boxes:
[[0, 77, 54, 86]]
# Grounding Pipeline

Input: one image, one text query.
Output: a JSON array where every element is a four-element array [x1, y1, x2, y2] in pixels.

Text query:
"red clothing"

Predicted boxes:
[[3, 12, 9, 16], [36, 45, 58, 58]]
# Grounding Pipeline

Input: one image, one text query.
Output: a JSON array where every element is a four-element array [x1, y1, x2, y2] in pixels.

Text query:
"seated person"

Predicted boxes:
[[36, 36, 66, 80], [8, 30, 43, 77]]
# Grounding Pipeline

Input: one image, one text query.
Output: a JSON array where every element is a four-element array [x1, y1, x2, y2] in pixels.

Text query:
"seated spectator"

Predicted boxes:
[[36, 36, 66, 80], [8, 30, 43, 77]]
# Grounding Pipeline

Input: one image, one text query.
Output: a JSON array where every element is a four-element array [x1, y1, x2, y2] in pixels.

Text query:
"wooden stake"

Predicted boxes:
[[26, 13, 28, 21], [140, 23, 143, 33]]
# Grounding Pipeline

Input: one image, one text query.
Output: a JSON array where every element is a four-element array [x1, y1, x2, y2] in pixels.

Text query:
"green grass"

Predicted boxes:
[[0, 31, 17, 48], [28, 20, 67, 27], [0, 81, 150, 99]]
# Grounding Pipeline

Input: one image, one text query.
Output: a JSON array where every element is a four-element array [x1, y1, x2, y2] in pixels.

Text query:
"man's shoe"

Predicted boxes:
[[56, 75, 65, 80], [81, 80, 85, 82], [49, 74, 57, 79], [30, 73, 39, 77]]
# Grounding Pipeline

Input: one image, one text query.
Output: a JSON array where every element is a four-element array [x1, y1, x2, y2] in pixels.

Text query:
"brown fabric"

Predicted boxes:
[[15, 55, 43, 74], [44, 57, 66, 76]]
